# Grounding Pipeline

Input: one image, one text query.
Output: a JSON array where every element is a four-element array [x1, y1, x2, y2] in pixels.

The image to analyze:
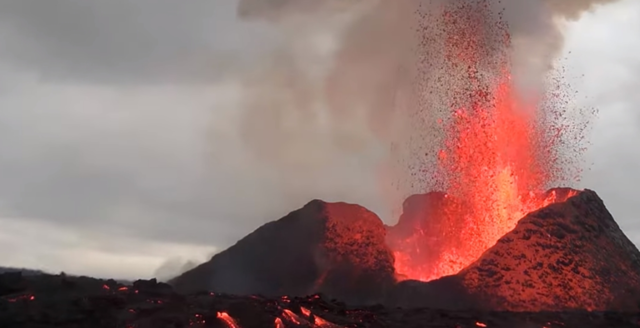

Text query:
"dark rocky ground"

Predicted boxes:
[[4, 188, 640, 327], [2, 272, 640, 328]]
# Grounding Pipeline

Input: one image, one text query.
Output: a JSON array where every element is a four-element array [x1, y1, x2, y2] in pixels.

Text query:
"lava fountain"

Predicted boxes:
[[390, 1, 582, 282]]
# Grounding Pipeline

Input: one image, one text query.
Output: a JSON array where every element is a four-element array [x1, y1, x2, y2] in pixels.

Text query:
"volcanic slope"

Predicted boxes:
[[171, 188, 640, 312], [169, 200, 396, 305], [456, 189, 640, 311]]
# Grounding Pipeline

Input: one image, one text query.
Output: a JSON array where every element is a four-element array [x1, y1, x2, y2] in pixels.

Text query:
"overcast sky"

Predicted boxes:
[[0, 0, 638, 279]]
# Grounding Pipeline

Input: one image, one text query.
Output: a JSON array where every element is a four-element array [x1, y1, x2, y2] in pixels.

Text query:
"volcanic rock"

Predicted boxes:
[[0, 272, 26, 297], [384, 275, 474, 310], [386, 192, 465, 280], [458, 188, 640, 311], [4, 272, 640, 328], [384, 188, 640, 311], [172, 187, 640, 312], [132, 278, 173, 297], [169, 200, 395, 304], [387, 192, 451, 242]]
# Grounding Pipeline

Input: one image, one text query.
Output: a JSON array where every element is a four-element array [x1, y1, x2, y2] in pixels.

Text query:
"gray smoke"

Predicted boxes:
[[220, 0, 620, 215], [503, 0, 620, 90]]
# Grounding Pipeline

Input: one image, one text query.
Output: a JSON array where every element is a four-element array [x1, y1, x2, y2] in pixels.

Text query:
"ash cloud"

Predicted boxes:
[[501, 0, 622, 90], [229, 0, 622, 210], [0, 0, 277, 84], [227, 0, 420, 214]]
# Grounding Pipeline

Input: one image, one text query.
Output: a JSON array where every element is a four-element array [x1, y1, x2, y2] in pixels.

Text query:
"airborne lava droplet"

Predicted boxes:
[[5, 294, 35, 302]]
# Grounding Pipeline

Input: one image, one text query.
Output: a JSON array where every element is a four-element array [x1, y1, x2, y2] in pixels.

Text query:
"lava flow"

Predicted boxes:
[[390, 1, 581, 282]]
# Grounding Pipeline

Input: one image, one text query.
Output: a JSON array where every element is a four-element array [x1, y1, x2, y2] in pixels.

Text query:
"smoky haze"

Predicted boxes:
[[227, 0, 621, 217]]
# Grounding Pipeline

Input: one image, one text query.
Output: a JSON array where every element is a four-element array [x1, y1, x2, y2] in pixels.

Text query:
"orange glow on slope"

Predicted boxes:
[[391, 1, 578, 281]]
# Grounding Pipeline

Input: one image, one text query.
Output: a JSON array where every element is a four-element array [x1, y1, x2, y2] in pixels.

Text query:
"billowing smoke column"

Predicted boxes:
[[232, 0, 612, 281]]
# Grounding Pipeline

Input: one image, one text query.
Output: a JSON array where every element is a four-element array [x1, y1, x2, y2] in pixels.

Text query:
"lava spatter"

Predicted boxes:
[[389, 0, 592, 281]]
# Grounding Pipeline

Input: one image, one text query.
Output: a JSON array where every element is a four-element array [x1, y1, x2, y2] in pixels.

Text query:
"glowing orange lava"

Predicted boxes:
[[391, 1, 577, 282], [217, 312, 241, 328]]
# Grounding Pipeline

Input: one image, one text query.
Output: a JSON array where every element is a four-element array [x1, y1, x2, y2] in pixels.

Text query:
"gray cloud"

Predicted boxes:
[[0, 88, 231, 245], [0, 87, 235, 245], [230, 0, 628, 205], [0, 0, 278, 83], [564, 0, 640, 232], [0, 81, 384, 254]]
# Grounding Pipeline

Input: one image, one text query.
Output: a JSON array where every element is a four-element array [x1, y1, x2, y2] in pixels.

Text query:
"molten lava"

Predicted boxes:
[[390, 1, 580, 281], [217, 312, 241, 328]]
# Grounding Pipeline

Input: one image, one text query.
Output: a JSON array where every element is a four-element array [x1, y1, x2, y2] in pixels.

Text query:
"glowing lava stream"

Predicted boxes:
[[391, 2, 576, 282]]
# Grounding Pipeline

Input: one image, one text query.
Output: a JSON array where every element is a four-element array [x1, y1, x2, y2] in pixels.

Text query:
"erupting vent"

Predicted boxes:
[[167, 3, 633, 314], [164, 0, 635, 319], [1, 0, 638, 327], [387, 1, 589, 282]]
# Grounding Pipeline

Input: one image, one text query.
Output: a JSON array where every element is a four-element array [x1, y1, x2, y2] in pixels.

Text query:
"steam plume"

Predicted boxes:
[[221, 0, 617, 216]]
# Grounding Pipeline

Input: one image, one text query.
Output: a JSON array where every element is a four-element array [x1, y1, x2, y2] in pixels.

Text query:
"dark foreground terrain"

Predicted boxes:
[[1, 272, 640, 328], [4, 189, 640, 327]]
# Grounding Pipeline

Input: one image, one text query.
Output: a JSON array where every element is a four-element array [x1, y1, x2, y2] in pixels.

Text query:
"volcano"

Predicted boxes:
[[459, 189, 640, 311], [3, 189, 640, 328], [1, 1, 633, 327], [169, 200, 396, 305], [387, 189, 640, 311], [170, 188, 640, 313]]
